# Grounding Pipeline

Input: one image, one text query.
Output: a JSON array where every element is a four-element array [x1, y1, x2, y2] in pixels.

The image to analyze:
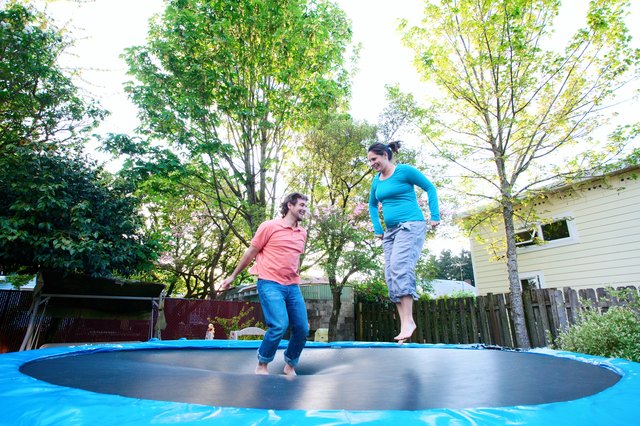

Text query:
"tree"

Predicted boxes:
[[428, 249, 475, 284], [0, 2, 161, 277], [140, 161, 244, 298], [0, 153, 162, 276], [121, 0, 353, 271], [295, 114, 381, 341], [1, 1, 103, 153], [401, 0, 640, 347]]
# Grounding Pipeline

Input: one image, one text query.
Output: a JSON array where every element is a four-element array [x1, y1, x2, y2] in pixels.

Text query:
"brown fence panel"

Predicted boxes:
[[0, 291, 33, 353], [159, 298, 263, 340], [354, 285, 640, 348], [0, 291, 264, 354]]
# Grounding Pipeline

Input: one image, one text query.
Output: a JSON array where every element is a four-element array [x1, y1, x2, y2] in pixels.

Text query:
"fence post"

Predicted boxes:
[[476, 296, 490, 344]]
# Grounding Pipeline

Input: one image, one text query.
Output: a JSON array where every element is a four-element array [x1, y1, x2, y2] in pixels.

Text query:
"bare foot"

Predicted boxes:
[[255, 362, 269, 375], [283, 363, 297, 376], [394, 323, 416, 341]]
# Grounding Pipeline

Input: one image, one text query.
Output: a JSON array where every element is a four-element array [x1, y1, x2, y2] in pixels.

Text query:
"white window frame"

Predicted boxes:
[[515, 214, 578, 253]]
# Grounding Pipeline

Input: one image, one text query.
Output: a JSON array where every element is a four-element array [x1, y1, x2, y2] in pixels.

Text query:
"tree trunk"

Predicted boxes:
[[502, 201, 531, 349], [327, 275, 342, 342]]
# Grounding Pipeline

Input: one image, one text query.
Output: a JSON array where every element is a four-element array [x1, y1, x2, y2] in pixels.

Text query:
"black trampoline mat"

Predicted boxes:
[[20, 347, 621, 410]]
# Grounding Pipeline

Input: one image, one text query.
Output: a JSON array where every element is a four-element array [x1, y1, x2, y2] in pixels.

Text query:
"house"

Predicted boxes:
[[464, 165, 640, 295], [424, 279, 478, 298]]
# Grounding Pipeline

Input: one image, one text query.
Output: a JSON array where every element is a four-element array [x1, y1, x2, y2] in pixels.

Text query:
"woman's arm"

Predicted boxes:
[[406, 165, 441, 222]]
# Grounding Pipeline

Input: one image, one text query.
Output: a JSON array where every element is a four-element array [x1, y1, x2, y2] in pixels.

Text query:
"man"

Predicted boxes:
[[221, 192, 309, 375]]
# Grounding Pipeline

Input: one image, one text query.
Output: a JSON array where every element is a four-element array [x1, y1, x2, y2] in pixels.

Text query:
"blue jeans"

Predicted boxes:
[[256, 279, 309, 366], [382, 221, 427, 303]]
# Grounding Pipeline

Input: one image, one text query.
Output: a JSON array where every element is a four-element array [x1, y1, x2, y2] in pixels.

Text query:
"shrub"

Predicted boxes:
[[353, 278, 389, 303], [554, 294, 640, 363], [438, 290, 477, 300], [209, 305, 266, 339]]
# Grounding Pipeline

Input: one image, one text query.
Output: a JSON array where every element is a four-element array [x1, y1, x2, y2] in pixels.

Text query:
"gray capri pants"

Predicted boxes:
[[382, 221, 427, 303]]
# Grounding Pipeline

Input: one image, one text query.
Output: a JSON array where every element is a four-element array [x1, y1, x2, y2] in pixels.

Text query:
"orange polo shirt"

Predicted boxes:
[[248, 218, 307, 285]]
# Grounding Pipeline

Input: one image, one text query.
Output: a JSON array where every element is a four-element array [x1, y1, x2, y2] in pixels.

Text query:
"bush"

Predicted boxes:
[[438, 290, 477, 300], [209, 305, 266, 339], [555, 303, 640, 363], [353, 278, 389, 303]]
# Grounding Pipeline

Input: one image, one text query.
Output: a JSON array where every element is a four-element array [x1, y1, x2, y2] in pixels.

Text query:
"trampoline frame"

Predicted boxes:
[[1, 340, 639, 425]]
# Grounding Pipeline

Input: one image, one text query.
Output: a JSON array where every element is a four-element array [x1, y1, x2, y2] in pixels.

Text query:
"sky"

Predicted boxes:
[[34, 0, 430, 135], [31, 0, 640, 254]]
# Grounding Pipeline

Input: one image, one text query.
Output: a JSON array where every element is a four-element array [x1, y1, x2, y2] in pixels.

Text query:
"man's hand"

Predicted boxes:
[[221, 276, 234, 291]]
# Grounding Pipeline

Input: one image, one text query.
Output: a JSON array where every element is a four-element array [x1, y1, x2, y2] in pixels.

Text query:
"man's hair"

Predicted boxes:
[[280, 192, 308, 217]]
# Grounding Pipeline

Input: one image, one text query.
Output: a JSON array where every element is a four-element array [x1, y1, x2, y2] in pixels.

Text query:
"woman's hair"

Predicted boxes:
[[280, 192, 308, 217], [368, 141, 402, 161]]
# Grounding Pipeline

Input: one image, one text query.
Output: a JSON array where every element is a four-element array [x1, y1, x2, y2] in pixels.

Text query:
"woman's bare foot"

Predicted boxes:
[[255, 362, 269, 375], [283, 363, 297, 376], [394, 322, 416, 341]]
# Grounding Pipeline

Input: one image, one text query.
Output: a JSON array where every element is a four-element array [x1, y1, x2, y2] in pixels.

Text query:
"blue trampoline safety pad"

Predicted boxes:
[[1, 340, 639, 425]]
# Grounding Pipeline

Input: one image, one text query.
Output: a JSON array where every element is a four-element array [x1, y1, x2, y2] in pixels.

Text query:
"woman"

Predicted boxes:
[[367, 141, 440, 342]]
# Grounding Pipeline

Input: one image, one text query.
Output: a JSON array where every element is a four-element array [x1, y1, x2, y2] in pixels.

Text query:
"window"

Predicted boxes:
[[515, 218, 576, 249], [519, 272, 545, 291]]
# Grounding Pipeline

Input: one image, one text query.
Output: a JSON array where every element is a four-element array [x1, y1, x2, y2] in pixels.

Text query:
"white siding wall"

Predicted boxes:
[[469, 170, 640, 294]]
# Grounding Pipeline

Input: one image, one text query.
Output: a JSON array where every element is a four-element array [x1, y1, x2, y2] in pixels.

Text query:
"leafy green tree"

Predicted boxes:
[[430, 249, 474, 284], [295, 114, 381, 341], [99, 134, 248, 297], [143, 164, 244, 298], [0, 153, 162, 276], [0, 2, 161, 277], [1, 1, 103, 153], [401, 0, 640, 348], [121, 0, 352, 258]]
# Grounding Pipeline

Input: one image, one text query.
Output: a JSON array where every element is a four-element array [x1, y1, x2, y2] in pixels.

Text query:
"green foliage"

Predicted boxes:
[[437, 290, 477, 300], [122, 0, 353, 239], [555, 306, 640, 363], [0, 151, 163, 276], [296, 113, 381, 284], [427, 249, 475, 284], [210, 305, 266, 338], [554, 290, 640, 363], [353, 277, 389, 303], [111, 0, 354, 296], [417, 291, 432, 302], [0, 2, 160, 277], [400, 0, 640, 348], [0, 274, 34, 289], [0, 2, 105, 153]]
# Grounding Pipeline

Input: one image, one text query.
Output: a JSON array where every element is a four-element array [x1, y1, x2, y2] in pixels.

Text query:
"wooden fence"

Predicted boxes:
[[355, 285, 640, 348]]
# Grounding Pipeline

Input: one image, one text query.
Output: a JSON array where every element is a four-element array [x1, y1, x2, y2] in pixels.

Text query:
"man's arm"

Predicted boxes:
[[221, 245, 260, 290]]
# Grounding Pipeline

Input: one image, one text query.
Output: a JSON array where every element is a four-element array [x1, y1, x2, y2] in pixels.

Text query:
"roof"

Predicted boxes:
[[423, 279, 478, 297], [457, 163, 640, 219]]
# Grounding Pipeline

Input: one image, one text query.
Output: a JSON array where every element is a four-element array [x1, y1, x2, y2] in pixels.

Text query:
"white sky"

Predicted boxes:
[[31, 0, 640, 255], [35, 0, 640, 141]]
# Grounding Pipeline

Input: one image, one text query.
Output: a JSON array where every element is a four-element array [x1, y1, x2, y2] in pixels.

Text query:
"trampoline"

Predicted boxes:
[[1, 340, 639, 425]]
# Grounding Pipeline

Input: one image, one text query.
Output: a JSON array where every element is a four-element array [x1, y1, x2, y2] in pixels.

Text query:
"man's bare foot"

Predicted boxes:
[[283, 363, 297, 376], [255, 362, 269, 375], [394, 323, 416, 341]]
